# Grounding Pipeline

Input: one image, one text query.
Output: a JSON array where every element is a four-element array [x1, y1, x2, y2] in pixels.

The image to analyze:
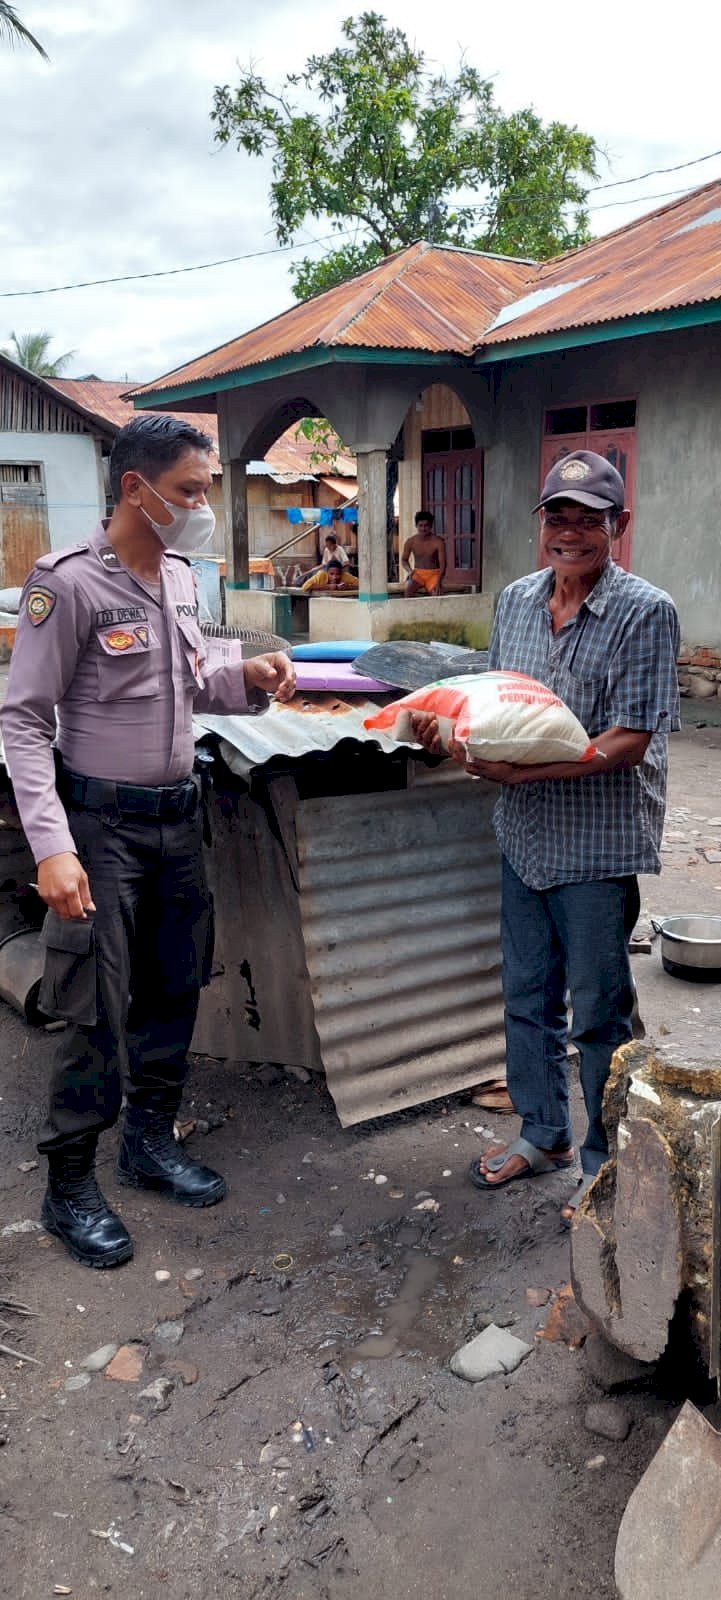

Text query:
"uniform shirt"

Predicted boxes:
[[1, 522, 267, 864], [487, 560, 681, 890], [321, 543, 349, 567]]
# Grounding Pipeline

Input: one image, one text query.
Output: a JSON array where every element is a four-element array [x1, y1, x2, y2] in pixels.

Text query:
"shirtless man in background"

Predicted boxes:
[[401, 512, 446, 596]]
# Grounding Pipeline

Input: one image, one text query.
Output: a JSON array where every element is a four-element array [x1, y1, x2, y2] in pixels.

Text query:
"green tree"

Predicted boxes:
[[0, 3, 48, 58], [211, 12, 599, 300], [2, 331, 75, 376]]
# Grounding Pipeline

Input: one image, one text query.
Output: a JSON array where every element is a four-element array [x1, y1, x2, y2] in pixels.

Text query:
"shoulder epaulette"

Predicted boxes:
[[35, 543, 90, 569]]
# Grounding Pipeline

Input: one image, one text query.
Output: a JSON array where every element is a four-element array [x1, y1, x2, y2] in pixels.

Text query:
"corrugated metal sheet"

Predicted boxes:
[[131, 180, 721, 401], [129, 244, 532, 397], [296, 766, 505, 1126], [194, 694, 404, 779], [483, 177, 721, 346]]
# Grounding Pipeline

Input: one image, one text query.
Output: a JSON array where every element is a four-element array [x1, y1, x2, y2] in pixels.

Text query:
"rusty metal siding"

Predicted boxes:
[[296, 768, 504, 1126]]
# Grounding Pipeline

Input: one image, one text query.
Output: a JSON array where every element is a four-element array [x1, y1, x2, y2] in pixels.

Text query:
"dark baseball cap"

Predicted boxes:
[[532, 449, 626, 514]]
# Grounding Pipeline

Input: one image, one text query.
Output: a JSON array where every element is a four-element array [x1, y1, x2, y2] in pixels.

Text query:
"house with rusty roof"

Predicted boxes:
[[47, 378, 357, 583], [0, 362, 356, 592], [0, 353, 115, 587], [129, 177, 721, 653]]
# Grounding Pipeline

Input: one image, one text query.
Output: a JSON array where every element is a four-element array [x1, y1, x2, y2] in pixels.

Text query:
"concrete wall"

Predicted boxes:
[[481, 325, 721, 646], [0, 430, 104, 549], [224, 585, 493, 645]]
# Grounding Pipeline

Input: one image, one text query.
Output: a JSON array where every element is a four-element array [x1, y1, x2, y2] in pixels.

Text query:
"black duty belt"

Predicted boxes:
[[60, 768, 198, 823]]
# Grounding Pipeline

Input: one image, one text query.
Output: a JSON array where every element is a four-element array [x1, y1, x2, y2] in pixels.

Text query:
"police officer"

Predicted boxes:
[[1, 416, 295, 1269]]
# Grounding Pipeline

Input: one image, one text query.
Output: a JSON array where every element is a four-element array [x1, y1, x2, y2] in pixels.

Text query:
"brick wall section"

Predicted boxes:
[[678, 645, 721, 698]]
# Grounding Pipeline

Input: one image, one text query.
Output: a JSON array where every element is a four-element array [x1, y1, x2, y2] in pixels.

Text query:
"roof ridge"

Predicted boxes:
[[318, 242, 427, 344], [541, 173, 721, 273]]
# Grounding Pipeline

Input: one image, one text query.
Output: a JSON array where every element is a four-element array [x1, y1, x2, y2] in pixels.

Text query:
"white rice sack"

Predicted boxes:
[[365, 672, 597, 764]]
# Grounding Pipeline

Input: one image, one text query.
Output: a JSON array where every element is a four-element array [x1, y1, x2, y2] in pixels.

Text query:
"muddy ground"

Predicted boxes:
[[1, 718, 720, 1600]]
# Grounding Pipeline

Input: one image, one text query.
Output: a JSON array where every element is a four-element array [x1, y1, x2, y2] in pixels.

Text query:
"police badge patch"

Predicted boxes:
[[559, 459, 591, 482], [26, 586, 57, 626]]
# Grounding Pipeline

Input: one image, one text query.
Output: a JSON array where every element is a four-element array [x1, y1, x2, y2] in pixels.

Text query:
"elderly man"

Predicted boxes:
[[412, 450, 680, 1223], [1, 416, 295, 1268]]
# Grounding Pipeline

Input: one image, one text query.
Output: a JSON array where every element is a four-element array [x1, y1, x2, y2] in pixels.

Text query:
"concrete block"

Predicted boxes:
[[449, 1322, 533, 1382], [615, 1402, 721, 1599]]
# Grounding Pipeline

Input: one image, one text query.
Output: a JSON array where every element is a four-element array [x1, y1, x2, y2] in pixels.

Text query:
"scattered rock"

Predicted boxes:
[[1, 1218, 43, 1237], [183, 1267, 204, 1281], [584, 1331, 654, 1393], [413, 1198, 440, 1213], [536, 1283, 591, 1348], [163, 1359, 199, 1387], [442, 1169, 452, 1178], [703, 848, 721, 863], [194, 1119, 210, 1135], [64, 1373, 91, 1393], [154, 1269, 171, 1283], [328, 1224, 345, 1238], [615, 1402, 721, 1599], [586, 1454, 607, 1470], [259, 1441, 277, 1465], [17, 1160, 38, 1174], [153, 1320, 184, 1346], [81, 1343, 119, 1373], [105, 1344, 147, 1383], [374, 1175, 388, 1185], [276, 1192, 286, 1204], [138, 1376, 175, 1411], [584, 1400, 632, 1442], [285, 1063, 310, 1083], [257, 1064, 284, 1087], [450, 1323, 533, 1382], [525, 1287, 551, 1307]]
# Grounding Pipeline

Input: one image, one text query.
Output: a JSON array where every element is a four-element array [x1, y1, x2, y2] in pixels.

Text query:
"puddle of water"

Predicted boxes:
[[353, 1250, 440, 1360]]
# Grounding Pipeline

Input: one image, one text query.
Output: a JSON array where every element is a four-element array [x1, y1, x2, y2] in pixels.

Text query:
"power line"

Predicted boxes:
[[0, 231, 347, 300], [589, 183, 698, 211], [589, 146, 721, 193]]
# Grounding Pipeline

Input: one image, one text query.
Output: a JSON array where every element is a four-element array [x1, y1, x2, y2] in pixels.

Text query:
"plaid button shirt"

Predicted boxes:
[[487, 561, 681, 890]]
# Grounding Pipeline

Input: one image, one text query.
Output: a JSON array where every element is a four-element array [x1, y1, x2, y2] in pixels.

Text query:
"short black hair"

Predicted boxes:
[[109, 415, 213, 504], [415, 510, 434, 527], [326, 558, 343, 571], [325, 534, 337, 543]]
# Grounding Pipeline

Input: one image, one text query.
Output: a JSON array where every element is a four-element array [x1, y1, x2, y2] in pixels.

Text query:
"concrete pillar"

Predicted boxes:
[[356, 448, 388, 602], [222, 458, 250, 592]]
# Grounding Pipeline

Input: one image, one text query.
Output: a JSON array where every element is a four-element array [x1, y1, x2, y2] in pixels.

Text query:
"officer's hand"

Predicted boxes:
[[408, 711, 445, 755], [37, 853, 96, 920], [244, 652, 296, 703]]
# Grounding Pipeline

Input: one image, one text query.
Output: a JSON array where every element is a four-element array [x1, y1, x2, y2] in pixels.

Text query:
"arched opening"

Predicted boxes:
[[236, 399, 357, 590], [398, 384, 483, 589]]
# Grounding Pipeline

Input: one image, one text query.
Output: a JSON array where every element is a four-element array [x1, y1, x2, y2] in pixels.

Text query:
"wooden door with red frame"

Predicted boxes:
[[538, 433, 636, 570], [423, 448, 482, 587]]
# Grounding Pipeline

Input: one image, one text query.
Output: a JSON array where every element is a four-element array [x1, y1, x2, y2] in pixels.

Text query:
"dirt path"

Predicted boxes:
[[1, 724, 720, 1600]]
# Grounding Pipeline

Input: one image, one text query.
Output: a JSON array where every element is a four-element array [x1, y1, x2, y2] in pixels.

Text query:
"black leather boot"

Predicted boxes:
[[117, 1110, 226, 1207], [42, 1141, 133, 1269]]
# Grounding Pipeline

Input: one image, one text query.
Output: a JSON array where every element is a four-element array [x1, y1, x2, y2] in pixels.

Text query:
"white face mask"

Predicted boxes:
[[138, 476, 216, 555]]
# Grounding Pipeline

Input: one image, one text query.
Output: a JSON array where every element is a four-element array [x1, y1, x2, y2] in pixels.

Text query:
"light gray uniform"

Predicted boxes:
[[0, 522, 267, 1152], [1, 522, 263, 862]]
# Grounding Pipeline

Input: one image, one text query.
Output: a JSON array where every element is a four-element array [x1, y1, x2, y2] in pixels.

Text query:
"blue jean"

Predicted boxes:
[[501, 857, 635, 1176]]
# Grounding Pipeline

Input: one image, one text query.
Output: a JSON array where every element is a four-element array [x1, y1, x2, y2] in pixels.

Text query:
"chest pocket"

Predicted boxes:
[[551, 664, 608, 737], [175, 613, 207, 690], [94, 624, 161, 702]]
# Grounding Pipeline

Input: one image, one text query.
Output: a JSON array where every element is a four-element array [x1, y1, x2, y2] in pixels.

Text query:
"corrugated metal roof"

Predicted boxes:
[[130, 180, 721, 399], [129, 243, 532, 397], [483, 178, 721, 346], [297, 767, 505, 1126], [194, 692, 404, 778]]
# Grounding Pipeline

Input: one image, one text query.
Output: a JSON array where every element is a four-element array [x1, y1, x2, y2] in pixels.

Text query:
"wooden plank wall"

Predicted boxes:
[[0, 369, 88, 434]]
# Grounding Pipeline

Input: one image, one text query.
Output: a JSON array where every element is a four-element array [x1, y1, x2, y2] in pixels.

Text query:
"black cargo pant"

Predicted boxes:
[[37, 795, 212, 1153]]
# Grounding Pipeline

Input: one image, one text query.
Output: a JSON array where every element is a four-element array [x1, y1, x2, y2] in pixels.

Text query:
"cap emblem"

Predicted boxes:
[[558, 459, 591, 482]]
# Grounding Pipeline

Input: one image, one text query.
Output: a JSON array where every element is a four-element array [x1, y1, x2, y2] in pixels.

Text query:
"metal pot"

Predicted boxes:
[[651, 915, 721, 981]]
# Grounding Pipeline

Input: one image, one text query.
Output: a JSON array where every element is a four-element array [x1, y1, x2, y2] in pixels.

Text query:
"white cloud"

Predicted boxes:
[[1, 0, 720, 380]]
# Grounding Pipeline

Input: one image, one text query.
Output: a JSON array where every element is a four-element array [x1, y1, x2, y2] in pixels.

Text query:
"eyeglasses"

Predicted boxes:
[[542, 512, 611, 533]]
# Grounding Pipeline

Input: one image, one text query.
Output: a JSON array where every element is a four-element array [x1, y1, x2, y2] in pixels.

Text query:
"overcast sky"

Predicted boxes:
[[1, 0, 720, 384]]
